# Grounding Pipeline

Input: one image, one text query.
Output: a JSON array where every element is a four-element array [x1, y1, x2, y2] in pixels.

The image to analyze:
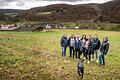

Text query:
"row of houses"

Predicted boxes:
[[0, 24, 63, 31], [0, 24, 52, 31], [0, 23, 90, 31]]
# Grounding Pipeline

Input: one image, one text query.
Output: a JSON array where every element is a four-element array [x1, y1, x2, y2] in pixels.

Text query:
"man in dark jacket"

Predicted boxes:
[[99, 37, 109, 66], [75, 35, 82, 60], [60, 34, 68, 58], [92, 34, 101, 63]]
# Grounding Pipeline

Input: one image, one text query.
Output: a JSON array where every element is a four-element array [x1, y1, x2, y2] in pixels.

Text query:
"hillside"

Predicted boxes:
[[99, 0, 120, 23], [0, 9, 24, 14], [15, 4, 98, 22], [0, 13, 9, 21], [0, 9, 24, 21], [0, 0, 120, 23]]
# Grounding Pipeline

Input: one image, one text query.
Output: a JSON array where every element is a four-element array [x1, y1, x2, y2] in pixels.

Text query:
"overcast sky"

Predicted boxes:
[[0, 0, 112, 10]]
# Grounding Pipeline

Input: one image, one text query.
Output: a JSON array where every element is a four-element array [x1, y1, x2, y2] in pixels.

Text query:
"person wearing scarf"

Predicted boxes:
[[99, 37, 109, 66]]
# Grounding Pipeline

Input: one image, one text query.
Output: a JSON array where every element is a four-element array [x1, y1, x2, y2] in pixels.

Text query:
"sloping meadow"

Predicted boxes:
[[0, 30, 120, 80]]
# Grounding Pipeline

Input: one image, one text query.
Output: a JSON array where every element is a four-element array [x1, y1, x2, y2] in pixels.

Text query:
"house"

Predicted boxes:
[[0, 24, 18, 31], [74, 26, 79, 29], [46, 24, 52, 29]]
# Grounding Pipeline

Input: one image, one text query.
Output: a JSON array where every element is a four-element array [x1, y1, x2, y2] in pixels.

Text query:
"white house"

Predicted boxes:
[[0, 24, 18, 31], [75, 26, 79, 29], [46, 24, 52, 29]]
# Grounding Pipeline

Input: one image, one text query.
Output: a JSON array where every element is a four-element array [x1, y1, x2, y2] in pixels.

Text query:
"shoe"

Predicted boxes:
[[96, 60, 99, 63], [100, 64, 102, 66], [87, 61, 90, 64], [77, 59, 80, 60]]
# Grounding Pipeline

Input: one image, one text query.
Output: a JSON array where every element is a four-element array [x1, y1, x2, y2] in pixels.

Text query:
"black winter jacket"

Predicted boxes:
[[92, 38, 101, 50], [100, 41, 109, 55]]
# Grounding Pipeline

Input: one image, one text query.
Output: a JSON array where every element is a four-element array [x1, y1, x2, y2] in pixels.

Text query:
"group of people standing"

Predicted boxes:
[[60, 34, 109, 66]]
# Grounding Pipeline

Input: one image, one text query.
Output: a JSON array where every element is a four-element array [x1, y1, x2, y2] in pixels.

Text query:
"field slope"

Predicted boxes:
[[0, 29, 120, 80]]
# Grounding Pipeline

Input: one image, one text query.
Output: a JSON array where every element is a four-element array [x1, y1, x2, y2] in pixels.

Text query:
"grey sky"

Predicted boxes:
[[0, 0, 112, 9]]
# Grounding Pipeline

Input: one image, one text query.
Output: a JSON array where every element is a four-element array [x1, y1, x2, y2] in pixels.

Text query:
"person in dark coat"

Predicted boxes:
[[60, 34, 68, 58], [99, 37, 109, 66], [92, 34, 101, 63], [85, 35, 93, 64], [81, 34, 87, 60], [68, 35, 75, 58], [75, 35, 82, 60]]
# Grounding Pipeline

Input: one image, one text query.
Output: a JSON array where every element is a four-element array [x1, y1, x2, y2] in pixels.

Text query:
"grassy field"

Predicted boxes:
[[0, 29, 120, 80]]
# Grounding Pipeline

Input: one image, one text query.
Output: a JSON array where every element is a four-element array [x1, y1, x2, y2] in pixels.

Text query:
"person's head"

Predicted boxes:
[[82, 34, 86, 39], [103, 37, 108, 42], [94, 34, 98, 40], [62, 34, 67, 38], [74, 36, 76, 39], [87, 35, 91, 40]]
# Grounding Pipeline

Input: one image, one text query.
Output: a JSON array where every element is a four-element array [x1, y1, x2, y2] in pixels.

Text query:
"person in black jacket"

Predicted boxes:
[[75, 35, 82, 60], [60, 34, 68, 58], [68, 35, 75, 58], [92, 34, 101, 63], [99, 37, 109, 66]]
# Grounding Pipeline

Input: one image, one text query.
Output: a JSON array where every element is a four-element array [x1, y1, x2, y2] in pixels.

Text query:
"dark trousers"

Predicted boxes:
[[69, 46, 75, 58], [86, 48, 93, 61], [75, 49, 82, 59], [82, 47, 86, 58], [78, 67, 84, 79]]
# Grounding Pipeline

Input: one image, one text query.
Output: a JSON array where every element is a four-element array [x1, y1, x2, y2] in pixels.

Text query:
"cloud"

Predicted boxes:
[[0, 0, 25, 7], [0, 0, 112, 9], [0, 0, 16, 5], [36, 0, 91, 2], [16, 0, 26, 6]]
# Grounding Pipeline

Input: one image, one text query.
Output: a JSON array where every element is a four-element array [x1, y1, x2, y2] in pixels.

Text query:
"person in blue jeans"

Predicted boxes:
[[60, 34, 68, 58], [99, 37, 109, 66], [85, 35, 93, 64], [92, 34, 101, 63], [75, 35, 82, 60]]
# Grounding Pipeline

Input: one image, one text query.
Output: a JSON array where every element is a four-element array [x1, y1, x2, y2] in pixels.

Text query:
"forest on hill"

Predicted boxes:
[[0, 0, 119, 24]]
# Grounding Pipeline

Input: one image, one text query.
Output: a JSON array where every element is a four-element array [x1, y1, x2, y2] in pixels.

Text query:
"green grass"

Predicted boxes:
[[0, 29, 120, 80]]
